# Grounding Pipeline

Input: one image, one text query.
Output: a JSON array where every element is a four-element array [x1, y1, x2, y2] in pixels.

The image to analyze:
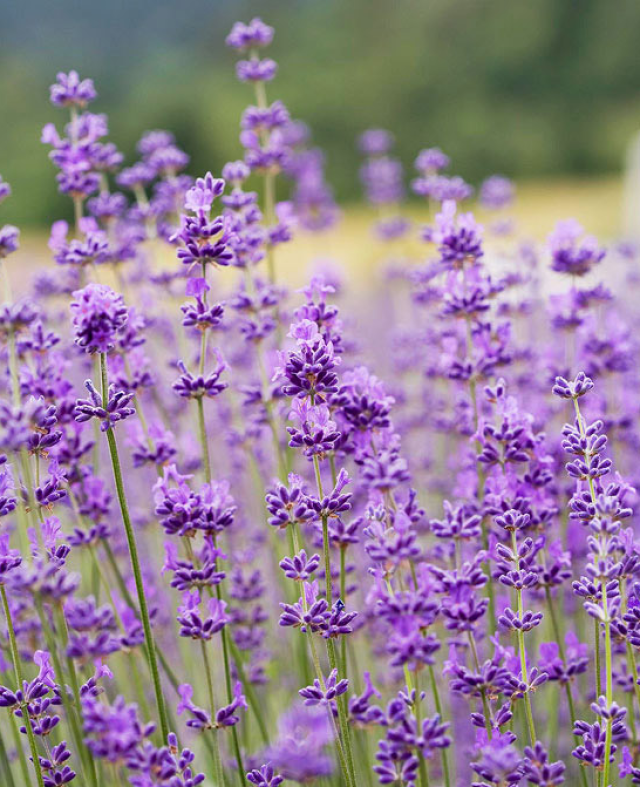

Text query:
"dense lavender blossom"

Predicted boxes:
[[0, 16, 638, 787]]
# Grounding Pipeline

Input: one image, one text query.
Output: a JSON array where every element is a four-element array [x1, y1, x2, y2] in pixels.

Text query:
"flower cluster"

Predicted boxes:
[[1, 15, 640, 787]]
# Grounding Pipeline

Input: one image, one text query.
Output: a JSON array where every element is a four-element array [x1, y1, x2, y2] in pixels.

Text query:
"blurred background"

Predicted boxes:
[[2, 0, 640, 234]]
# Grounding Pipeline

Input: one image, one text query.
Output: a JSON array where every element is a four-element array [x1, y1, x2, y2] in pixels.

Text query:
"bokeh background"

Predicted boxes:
[[3, 0, 640, 235]]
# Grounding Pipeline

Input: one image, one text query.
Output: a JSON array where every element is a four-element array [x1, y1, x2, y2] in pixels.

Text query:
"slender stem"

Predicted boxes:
[[602, 582, 613, 787], [0, 719, 17, 787], [1, 586, 45, 787], [463, 314, 494, 624], [100, 352, 170, 741], [572, 396, 615, 783], [312, 454, 358, 785], [545, 588, 589, 787], [192, 385, 244, 785], [413, 669, 429, 787], [200, 642, 224, 787], [196, 397, 212, 483], [340, 546, 347, 676], [511, 529, 536, 746], [307, 631, 353, 787], [428, 664, 451, 787], [101, 541, 182, 701], [467, 631, 493, 738], [227, 637, 270, 746]]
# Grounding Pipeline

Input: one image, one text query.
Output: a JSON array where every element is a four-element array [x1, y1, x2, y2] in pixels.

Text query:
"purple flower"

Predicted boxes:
[[70, 283, 128, 354], [415, 147, 450, 174], [0, 175, 11, 204], [433, 199, 484, 269], [226, 18, 274, 50], [552, 371, 594, 400], [74, 380, 135, 431], [172, 354, 228, 399], [480, 175, 515, 210], [82, 695, 154, 763], [548, 218, 605, 276], [176, 683, 211, 730], [358, 129, 395, 156], [246, 763, 283, 787], [299, 668, 349, 706], [0, 224, 19, 258], [49, 71, 96, 108], [215, 681, 248, 727], [279, 549, 320, 581], [237, 58, 278, 83], [265, 474, 314, 529]]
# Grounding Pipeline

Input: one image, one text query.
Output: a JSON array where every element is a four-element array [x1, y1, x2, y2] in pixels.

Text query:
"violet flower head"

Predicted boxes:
[[265, 473, 313, 529], [433, 199, 484, 269], [49, 70, 97, 108], [82, 695, 155, 763], [74, 380, 135, 431], [226, 18, 274, 50], [0, 175, 11, 204], [172, 354, 228, 399], [552, 371, 594, 400], [358, 129, 395, 156], [276, 319, 340, 401], [413, 174, 473, 203], [547, 218, 605, 277], [279, 549, 320, 581], [415, 147, 450, 174], [247, 763, 284, 787], [480, 175, 515, 210], [0, 224, 19, 258], [299, 668, 349, 706], [70, 283, 128, 354]]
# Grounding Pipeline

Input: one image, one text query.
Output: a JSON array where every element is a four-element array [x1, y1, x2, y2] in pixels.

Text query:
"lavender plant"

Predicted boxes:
[[1, 15, 639, 787]]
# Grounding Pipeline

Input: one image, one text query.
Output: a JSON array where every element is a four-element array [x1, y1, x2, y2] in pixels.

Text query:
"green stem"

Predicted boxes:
[[413, 669, 429, 787], [602, 582, 613, 787], [0, 718, 17, 787], [428, 664, 451, 787], [467, 631, 492, 738], [312, 455, 358, 785], [227, 637, 270, 746], [340, 546, 347, 677], [100, 352, 169, 742], [200, 642, 224, 787], [307, 632, 353, 787], [1, 586, 45, 787], [217, 586, 245, 784], [192, 387, 244, 785], [53, 602, 100, 787], [511, 530, 536, 746], [545, 587, 589, 787], [196, 397, 212, 483]]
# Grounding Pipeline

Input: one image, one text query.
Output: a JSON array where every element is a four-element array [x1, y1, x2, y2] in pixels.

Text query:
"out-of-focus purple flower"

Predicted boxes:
[[548, 218, 605, 276], [415, 147, 449, 174], [0, 224, 19, 258], [50, 71, 97, 108], [358, 129, 394, 156], [82, 695, 154, 763], [226, 18, 274, 50], [480, 175, 515, 210]]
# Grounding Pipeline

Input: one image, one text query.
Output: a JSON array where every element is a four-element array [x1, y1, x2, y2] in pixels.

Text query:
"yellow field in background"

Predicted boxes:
[[277, 176, 626, 287], [13, 177, 626, 293]]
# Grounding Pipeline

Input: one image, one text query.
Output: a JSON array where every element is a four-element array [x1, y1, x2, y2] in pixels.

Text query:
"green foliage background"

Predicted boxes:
[[2, 0, 640, 226]]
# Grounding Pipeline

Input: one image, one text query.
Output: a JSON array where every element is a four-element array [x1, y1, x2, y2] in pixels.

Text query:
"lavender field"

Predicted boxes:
[[2, 15, 640, 787]]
